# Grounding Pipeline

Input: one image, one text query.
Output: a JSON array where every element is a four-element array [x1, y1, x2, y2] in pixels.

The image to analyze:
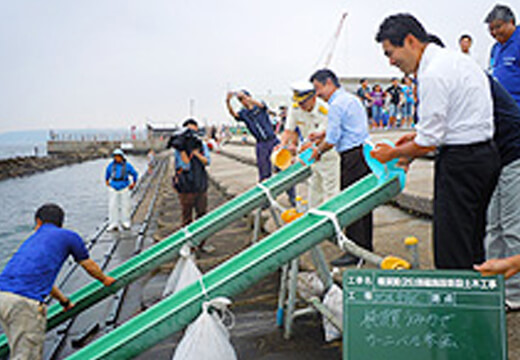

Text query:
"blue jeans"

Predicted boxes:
[[402, 102, 413, 117], [372, 105, 383, 123], [388, 103, 398, 118]]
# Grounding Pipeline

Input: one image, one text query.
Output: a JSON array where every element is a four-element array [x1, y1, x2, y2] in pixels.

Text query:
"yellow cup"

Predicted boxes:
[[271, 147, 293, 170]]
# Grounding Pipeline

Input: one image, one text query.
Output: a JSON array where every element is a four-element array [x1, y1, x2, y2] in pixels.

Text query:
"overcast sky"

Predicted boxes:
[[0, 0, 516, 133]]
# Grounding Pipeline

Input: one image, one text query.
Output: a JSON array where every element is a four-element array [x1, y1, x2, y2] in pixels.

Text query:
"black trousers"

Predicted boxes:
[[340, 146, 373, 251], [434, 141, 500, 269]]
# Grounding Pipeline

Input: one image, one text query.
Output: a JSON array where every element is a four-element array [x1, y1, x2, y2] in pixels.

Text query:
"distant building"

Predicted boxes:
[[146, 123, 179, 141]]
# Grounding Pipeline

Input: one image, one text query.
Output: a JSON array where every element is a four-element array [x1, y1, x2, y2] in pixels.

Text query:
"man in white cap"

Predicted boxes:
[[105, 149, 138, 231], [277, 81, 340, 208]]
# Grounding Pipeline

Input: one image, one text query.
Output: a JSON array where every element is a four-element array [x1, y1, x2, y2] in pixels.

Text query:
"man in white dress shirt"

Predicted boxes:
[[371, 13, 500, 270]]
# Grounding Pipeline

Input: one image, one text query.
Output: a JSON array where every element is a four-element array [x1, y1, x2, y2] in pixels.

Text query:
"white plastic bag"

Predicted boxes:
[[297, 272, 325, 299], [172, 297, 237, 360], [322, 284, 343, 342], [163, 245, 202, 297]]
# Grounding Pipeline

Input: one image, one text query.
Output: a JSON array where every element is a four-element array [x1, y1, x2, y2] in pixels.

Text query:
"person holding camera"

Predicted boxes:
[[172, 119, 213, 253]]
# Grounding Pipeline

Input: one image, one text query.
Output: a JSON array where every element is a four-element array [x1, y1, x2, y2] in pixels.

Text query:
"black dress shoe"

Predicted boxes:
[[330, 252, 360, 267]]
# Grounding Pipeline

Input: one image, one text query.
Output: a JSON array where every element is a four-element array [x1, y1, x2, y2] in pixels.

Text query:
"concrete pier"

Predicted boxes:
[[25, 132, 520, 359]]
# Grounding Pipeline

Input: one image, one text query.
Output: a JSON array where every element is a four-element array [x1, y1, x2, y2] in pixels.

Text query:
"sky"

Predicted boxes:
[[0, 0, 517, 133]]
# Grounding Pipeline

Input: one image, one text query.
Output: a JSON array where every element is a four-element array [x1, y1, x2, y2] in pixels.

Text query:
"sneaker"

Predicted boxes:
[[330, 252, 360, 267], [122, 222, 131, 230], [506, 300, 520, 313], [107, 224, 119, 232], [199, 244, 216, 254]]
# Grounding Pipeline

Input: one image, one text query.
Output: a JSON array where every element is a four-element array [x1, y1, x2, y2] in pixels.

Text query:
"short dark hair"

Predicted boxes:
[[309, 69, 340, 87], [359, 78, 367, 84], [375, 13, 429, 46], [182, 118, 198, 128], [459, 34, 472, 42], [35, 203, 64, 227], [485, 5, 515, 24], [427, 33, 445, 48]]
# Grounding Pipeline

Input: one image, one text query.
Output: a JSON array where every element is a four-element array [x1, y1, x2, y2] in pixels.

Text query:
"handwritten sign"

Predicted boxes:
[[343, 270, 507, 360]]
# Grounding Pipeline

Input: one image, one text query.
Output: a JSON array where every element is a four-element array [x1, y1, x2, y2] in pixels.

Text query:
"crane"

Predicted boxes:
[[316, 12, 348, 68]]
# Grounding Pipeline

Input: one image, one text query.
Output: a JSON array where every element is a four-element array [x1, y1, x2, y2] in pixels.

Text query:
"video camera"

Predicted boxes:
[[167, 128, 203, 152]]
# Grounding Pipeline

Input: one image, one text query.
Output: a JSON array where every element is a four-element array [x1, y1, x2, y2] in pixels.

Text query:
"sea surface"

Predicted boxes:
[[0, 155, 147, 271]]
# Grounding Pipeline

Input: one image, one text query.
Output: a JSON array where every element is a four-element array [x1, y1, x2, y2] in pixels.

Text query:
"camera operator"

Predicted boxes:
[[170, 118, 214, 253]]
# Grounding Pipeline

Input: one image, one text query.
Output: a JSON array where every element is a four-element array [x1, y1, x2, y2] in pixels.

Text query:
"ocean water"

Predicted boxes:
[[0, 142, 47, 159], [0, 155, 147, 271]]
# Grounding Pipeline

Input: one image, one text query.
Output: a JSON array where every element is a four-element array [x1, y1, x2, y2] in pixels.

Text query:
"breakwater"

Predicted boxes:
[[0, 153, 105, 181]]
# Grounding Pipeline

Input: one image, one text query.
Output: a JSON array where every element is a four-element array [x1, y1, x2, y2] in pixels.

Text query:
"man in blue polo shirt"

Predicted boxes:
[[105, 149, 138, 231], [486, 4, 520, 105], [226, 90, 278, 181], [0, 204, 115, 359], [309, 69, 373, 267]]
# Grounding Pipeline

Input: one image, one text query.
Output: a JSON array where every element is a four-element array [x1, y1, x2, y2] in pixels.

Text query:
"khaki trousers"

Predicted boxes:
[[0, 291, 47, 360]]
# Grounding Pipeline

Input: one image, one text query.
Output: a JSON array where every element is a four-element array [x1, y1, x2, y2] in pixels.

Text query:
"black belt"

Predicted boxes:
[[340, 144, 363, 155], [440, 140, 493, 151]]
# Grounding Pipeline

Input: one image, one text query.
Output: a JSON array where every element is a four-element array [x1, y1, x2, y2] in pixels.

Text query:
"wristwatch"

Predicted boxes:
[[60, 298, 71, 308]]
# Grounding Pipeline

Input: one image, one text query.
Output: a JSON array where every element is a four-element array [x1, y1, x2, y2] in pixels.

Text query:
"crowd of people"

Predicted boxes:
[[356, 76, 417, 129]]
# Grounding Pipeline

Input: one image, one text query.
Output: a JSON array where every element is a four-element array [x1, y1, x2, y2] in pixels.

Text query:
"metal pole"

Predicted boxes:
[[310, 246, 333, 290], [284, 258, 299, 339], [251, 208, 261, 244]]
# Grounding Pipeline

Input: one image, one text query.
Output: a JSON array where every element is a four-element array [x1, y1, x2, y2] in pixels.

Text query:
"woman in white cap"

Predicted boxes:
[[105, 149, 138, 231]]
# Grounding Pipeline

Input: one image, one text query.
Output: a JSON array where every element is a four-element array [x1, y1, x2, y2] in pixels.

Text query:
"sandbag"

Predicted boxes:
[[297, 271, 325, 300], [163, 245, 202, 297], [172, 297, 237, 360], [322, 284, 343, 342]]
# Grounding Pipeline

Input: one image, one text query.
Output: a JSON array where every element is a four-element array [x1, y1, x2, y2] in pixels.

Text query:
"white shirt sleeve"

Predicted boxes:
[[285, 106, 298, 131], [414, 75, 450, 147]]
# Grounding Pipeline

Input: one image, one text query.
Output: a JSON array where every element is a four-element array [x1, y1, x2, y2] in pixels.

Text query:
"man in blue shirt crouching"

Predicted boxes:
[[0, 203, 115, 359]]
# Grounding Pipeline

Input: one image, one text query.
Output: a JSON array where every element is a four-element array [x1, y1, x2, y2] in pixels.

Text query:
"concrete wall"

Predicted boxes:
[[47, 139, 169, 156]]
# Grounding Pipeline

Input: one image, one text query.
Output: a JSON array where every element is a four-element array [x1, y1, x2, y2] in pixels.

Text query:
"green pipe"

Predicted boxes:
[[0, 161, 312, 358], [67, 173, 402, 359]]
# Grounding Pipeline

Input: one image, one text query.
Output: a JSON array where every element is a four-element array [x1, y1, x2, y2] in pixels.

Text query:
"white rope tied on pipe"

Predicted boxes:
[[308, 208, 383, 267], [256, 182, 287, 212], [307, 209, 349, 249], [182, 227, 197, 248], [199, 276, 209, 299]]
